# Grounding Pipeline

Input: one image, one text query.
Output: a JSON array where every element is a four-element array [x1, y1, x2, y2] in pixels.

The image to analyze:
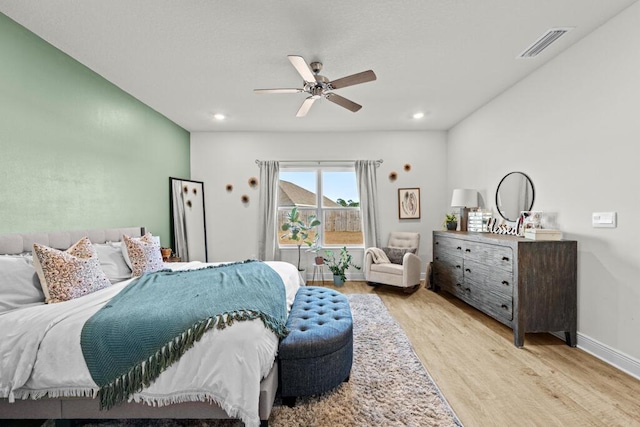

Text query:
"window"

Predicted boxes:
[[278, 166, 363, 248]]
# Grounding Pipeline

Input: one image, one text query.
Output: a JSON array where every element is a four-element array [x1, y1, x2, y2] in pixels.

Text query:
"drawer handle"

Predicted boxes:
[[455, 283, 462, 287], [465, 287, 471, 292], [435, 241, 439, 245], [435, 256, 439, 260], [502, 256, 510, 261], [456, 246, 462, 250], [456, 265, 461, 269], [501, 280, 509, 286], [465, 248, 471, 252], [465, 268, 471, 272], [501, 304, 508, 310]]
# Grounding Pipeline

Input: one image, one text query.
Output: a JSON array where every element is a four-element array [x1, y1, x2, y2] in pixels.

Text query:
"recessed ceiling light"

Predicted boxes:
[[412, 112, 425, 120], [213, 113, 226, 121]]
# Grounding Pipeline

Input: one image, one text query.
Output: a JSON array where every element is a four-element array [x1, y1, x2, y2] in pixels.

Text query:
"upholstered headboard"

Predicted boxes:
[[0, 227, 145, 255]]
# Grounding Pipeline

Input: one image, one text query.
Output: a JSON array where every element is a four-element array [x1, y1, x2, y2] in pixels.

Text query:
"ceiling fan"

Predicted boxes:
[[254, 55, 377, 117]]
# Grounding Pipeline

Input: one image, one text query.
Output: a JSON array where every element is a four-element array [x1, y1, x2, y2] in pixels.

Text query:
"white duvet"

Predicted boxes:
[[0, 261, 301, 427]]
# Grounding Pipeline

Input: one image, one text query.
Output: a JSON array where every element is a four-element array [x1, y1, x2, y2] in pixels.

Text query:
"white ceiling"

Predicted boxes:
[[0, 0, 637, 132]]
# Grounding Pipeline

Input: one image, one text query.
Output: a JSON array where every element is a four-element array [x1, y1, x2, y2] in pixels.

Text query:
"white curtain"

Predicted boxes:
[[355, 160, 380, 249], [257, 161, 280, 261]]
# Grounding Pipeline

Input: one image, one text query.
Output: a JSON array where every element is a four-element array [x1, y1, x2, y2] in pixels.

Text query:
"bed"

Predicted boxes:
[[0, 227, 302, 427]]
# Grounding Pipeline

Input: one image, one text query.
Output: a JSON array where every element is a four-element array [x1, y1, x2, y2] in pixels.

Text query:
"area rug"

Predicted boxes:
[[45, 294, 462, 427]]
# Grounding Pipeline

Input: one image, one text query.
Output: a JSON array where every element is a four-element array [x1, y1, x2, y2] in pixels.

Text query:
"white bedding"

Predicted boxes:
[[0, 260, 301, 427]]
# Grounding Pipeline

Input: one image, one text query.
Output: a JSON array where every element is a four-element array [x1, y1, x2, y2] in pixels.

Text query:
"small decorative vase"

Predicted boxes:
[[315, 256, 324, 265], [446, 221, 458, 231], [333, 275, 345, 286], [160, 247, 172, 260]]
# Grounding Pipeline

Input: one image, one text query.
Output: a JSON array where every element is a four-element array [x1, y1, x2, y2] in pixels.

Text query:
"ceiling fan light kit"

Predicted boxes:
[[254, 55, 376, 117]]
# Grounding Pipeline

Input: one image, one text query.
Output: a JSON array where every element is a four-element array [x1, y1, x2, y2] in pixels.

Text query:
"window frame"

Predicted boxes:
[[278, 165, 363, 249]]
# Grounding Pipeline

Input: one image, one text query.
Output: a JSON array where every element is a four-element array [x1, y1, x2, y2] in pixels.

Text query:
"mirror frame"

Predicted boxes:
[[495, 171, 535, 222], [170, 177, 208, 262]]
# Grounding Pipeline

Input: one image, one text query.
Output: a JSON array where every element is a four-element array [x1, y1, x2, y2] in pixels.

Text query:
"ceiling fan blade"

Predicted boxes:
[[296, 96, 317, 117], [288, 55, 316, 83], [329, 70, 377, 90], [325, 93, 362, 112], [254, 88, 303, 94]]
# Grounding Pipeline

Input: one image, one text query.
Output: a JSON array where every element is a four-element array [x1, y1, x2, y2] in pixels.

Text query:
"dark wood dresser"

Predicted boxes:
[[432, 231, 577, 347]]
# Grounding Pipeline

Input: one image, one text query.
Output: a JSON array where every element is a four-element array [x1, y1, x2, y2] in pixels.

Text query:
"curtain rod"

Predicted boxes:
[[255, 159, 383, 165]]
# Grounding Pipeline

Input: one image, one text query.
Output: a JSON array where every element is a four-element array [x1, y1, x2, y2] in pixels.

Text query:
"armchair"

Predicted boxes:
[[364, 232, 422, 292]]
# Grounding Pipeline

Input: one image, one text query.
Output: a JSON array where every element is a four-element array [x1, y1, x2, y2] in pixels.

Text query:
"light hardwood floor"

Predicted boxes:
[[309, 280, 640, 427]]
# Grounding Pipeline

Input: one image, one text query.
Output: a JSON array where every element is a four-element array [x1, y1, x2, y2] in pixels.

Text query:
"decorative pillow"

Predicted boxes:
[[95, 242, 133, 283], [32, 237, 112, 304], [119, 235, 161, 269], [382, 247, 417, 265], [0, 254, 45, 314], [123, 233, 163, 277]]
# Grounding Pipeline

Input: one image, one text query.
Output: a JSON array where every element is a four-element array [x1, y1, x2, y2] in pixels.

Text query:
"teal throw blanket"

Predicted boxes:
[[80, 260, 288, 410]]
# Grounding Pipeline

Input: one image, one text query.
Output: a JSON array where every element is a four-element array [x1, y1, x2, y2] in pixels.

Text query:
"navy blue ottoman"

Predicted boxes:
[[279, 286, 353, 406]]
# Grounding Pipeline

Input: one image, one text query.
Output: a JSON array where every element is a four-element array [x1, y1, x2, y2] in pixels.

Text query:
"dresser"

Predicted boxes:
[[432, 231, 577, 347]]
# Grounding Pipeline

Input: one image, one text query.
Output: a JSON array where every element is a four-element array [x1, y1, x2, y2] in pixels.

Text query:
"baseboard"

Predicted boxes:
[[550, 332, 640, 380], [305, 272, 424, 282]]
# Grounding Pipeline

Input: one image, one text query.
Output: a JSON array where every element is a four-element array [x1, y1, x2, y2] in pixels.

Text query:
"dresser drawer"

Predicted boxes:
[[463, 259, 513, 299], [434, 236, 464, 257], [463, 285, 513, 323], [433, 253, 463, 293], [463, 241, 513, 273]]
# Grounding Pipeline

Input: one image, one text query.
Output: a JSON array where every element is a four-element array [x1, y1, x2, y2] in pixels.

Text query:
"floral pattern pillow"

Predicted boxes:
[[382, 247, 417, 265], [123, 233, 164, 277], [33, 237, 111, 304]]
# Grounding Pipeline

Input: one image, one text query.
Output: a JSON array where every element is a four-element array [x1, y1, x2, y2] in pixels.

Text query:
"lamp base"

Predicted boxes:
[[460, 208, 470, 232]]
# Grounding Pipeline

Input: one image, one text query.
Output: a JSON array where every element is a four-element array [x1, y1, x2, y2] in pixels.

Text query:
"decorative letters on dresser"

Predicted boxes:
[[432, 231, 577, 348]]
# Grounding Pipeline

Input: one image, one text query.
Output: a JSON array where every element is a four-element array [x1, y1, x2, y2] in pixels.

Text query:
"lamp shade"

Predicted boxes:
[[451, 189, 478, 208]]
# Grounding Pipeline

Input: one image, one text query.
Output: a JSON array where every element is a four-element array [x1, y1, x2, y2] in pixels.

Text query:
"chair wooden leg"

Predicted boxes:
[[403, 284, 420, 293]]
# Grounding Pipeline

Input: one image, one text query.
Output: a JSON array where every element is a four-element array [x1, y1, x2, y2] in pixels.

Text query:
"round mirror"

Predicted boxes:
[[495, 172, 535, 221]]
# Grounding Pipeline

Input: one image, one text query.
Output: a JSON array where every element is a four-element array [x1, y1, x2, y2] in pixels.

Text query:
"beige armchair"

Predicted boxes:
[[364, 232, 422, 292]]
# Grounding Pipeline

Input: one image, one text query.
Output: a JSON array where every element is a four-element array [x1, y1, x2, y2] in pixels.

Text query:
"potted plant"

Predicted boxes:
[[323, 246, 361, 286], [305, 237, 324, 265], [281, 207, 321, 271], [444, 212, 458, 231]]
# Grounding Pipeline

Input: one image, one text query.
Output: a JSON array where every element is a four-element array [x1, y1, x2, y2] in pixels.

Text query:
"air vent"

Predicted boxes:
[[517, 27, 573, 59]]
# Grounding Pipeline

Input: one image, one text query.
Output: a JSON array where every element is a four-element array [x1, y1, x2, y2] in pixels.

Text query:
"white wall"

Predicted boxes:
[[448, 3, 640, 370], [190, 131, 447, 279]]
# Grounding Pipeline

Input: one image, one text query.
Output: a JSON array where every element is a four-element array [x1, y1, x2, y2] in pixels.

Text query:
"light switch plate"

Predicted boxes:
[[592, 212, 617, 228]]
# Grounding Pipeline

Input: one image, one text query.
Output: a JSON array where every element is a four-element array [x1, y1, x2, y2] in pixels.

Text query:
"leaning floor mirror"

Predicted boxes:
[[170, 177, 208, 262]]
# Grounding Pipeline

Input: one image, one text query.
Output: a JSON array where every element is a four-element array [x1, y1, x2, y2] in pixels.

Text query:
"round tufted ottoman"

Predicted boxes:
[[279, 286, 353, 406]]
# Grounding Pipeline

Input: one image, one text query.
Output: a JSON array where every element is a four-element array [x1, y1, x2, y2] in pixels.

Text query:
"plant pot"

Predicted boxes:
[[332, 275, 345, 286], [314, 256, 324, 265], [446, 221, 458, 231]]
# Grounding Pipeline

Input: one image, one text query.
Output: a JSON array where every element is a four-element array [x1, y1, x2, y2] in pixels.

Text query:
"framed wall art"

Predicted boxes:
[[398, 188, 420, 219]]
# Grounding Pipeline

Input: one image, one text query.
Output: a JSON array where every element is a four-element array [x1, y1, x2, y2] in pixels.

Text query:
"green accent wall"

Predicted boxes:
[[0, 13, 190, 245]]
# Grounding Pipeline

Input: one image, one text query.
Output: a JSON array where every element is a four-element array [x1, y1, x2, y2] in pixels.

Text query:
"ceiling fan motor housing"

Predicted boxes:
[[304, 74, 329, 96]]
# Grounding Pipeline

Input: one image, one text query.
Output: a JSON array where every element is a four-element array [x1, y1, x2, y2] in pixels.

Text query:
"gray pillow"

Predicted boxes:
[[95, 242, 133, 283], [382, 247, 417, 265], [0, 255, 45, 314]]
